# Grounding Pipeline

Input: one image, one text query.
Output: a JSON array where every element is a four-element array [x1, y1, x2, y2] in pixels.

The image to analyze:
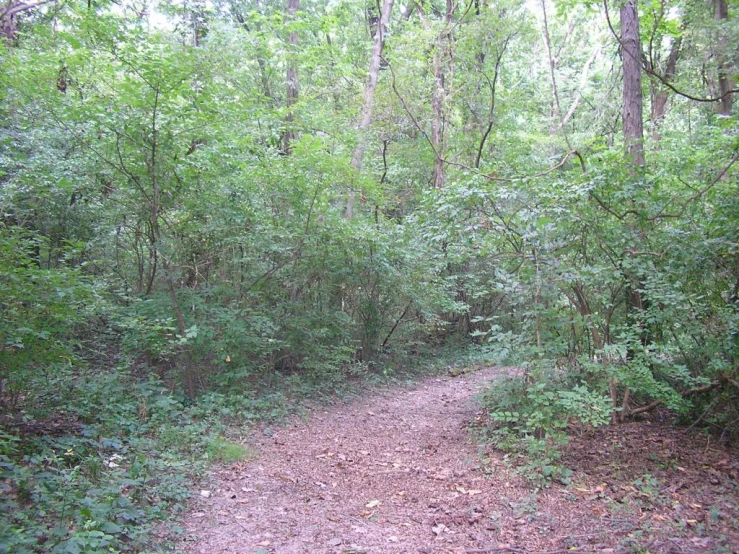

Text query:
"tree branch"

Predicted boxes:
[[602, 0, 738, 104]]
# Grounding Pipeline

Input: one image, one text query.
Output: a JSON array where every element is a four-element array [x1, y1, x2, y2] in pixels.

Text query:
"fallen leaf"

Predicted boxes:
[[432, 523, 448, 536], [365, 500, 381, 508]]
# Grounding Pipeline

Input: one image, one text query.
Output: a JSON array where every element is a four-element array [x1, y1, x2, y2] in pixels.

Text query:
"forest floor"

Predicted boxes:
[[174, 366, 739, 554]]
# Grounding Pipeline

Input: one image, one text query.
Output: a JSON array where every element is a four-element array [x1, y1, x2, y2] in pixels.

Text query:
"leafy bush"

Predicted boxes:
[[0, 227, 96, 411], [479, 367, 612, 483]]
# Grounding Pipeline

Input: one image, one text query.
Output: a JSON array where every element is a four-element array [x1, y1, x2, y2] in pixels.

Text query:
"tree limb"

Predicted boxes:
[[602, 0, 739, 104]]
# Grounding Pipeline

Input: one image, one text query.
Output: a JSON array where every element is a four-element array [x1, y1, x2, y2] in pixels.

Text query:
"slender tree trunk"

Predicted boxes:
[[430, 47, 445, 189], [191, 0, 206, 47], [231, 0, 273, 102], [417, 0, 454, 189], [621, 0, 644, 166], [714, 0, 733, 116], [282, 0, 299, 154], [344, 0, 395, 219], [618, 1, 647, 422], [649, 37, 681, 142], [557, 44, 601, 134]]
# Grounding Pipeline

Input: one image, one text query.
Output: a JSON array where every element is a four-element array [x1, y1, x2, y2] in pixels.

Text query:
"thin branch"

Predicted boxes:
[[384, 57, 586, 183], [602, 0, 738, 104], [382, 54, 438, 158], [382, 303, 411, 347], [589, 151, 738, 221], [473, 35, 514, 169], [651, 151, 738, 219], [541, 0, 573, 152], [557, 44, 601, 133]]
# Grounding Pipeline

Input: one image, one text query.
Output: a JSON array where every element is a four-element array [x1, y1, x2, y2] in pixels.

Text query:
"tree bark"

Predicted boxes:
[[430, 47, 445, 189], [649, 37, 681, 142], [416, 0, 454, 189], [621, 0, 644, 166], [282, 0, 299, 154], [0, 0, 56, 43], [713, 0, 733, 116], [344, 0, 395, 219]]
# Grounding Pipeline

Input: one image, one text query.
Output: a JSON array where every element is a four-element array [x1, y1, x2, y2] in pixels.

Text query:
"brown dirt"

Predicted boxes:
[[175, 366, 739, 554]]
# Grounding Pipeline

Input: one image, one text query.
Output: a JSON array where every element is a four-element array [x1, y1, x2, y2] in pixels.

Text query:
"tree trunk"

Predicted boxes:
[[649, 37, 681, 143], [282, 0, 300, 154], [430, 47, 445, 189], [191, 0, 206, 47], [619, 1, 648, 423], [344, 0, 395, 219], [714, 0, 733, 116], [621, 0, 644, 166], [418, 0, 454, 189], [1, 0, 57, 43]]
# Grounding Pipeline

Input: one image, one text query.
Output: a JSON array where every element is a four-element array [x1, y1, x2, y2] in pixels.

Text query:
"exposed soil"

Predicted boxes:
[[175, 367, 739, 554]]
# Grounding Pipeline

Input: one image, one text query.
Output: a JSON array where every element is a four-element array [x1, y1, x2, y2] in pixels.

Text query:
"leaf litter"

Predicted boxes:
[[176, 366, 738, 553]]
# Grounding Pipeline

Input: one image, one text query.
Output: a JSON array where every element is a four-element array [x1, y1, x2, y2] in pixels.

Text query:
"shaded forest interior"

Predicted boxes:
[[0, 0, 737, 552]]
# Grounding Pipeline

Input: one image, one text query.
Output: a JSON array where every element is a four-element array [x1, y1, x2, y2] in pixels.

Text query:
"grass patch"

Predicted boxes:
[[206, 438, 252, 463]]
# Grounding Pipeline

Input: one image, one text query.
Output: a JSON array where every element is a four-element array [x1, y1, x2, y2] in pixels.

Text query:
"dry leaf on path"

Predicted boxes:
[[431, 523, 448, 536]]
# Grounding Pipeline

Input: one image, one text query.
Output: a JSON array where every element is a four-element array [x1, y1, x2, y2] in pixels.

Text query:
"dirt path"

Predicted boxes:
[[177, 367, 739, 554]]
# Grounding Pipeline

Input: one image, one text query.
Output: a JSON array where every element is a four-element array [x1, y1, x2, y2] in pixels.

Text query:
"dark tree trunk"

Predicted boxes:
[[621, 0, 644, 166]]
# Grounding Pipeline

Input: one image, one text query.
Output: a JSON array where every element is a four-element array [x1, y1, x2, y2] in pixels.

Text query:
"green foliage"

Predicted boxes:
[[0, 227, 96, 410], [0, 369, 258, 554], [479, 368, 611, 482], [0, 0, 737, 542]]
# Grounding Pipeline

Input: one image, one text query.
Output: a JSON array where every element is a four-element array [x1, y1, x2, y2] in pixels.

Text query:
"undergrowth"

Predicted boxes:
[[0, 368, 256, 554], [0, 344, 491, 554], [476, 362, 612, 485]]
